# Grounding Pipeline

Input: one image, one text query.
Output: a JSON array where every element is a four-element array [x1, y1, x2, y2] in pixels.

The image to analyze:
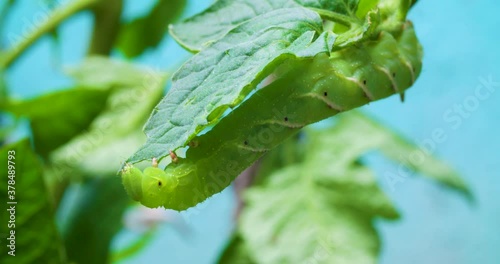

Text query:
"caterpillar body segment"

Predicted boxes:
[[122, 23, 423, 211]]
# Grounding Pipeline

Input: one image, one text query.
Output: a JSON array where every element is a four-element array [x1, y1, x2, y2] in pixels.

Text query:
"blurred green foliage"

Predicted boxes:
[[5, 89, 110, 157], [62, 177, 129, 264], [0, 139, 66, 264], [0, 0, 470, 264], [219, 112, 470, 263], [117, 0, 187, 57], [1, 55, 168, 263]]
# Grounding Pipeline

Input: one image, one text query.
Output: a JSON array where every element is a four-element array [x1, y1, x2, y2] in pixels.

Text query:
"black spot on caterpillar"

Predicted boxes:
[[122, 22, 423, 211]]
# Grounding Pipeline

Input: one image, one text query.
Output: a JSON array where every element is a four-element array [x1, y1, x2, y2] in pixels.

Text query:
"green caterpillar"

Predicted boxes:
[[122, 22, 422, 210]]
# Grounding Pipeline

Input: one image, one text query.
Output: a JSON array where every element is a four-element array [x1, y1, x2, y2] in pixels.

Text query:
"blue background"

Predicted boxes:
[[2, 0, 499, 263]]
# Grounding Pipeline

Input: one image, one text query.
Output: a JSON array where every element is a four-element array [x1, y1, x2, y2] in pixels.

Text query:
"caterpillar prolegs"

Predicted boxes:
[[122, 22, 422, 211]]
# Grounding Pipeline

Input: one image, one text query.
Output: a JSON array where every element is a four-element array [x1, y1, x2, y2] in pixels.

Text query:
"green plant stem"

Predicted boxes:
[[0, 0, 15, 45], [87, 0, 123, 55], [0, 0, 99, 69], [308, 8, 359, 27]]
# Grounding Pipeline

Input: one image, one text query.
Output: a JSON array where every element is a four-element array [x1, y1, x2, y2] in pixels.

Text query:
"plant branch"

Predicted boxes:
[[0, 0, 15, 47], [87, 0, 123, 55], [308, 8, 359, 27], [233, 161, 261, 219], [0, 0, 99, 69]]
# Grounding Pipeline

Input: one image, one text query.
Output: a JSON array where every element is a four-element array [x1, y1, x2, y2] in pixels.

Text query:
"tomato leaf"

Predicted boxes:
[[128, 7, 335, 163], [5, 88, 110, 157], [234, 111, 470, 263], [50, 57, 168, 178], [0, 139, 66, 263]]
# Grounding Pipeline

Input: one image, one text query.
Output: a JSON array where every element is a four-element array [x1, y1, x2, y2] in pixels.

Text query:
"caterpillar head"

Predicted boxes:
[[121, 164, 143, 201], [121, 163, 179, 208]]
